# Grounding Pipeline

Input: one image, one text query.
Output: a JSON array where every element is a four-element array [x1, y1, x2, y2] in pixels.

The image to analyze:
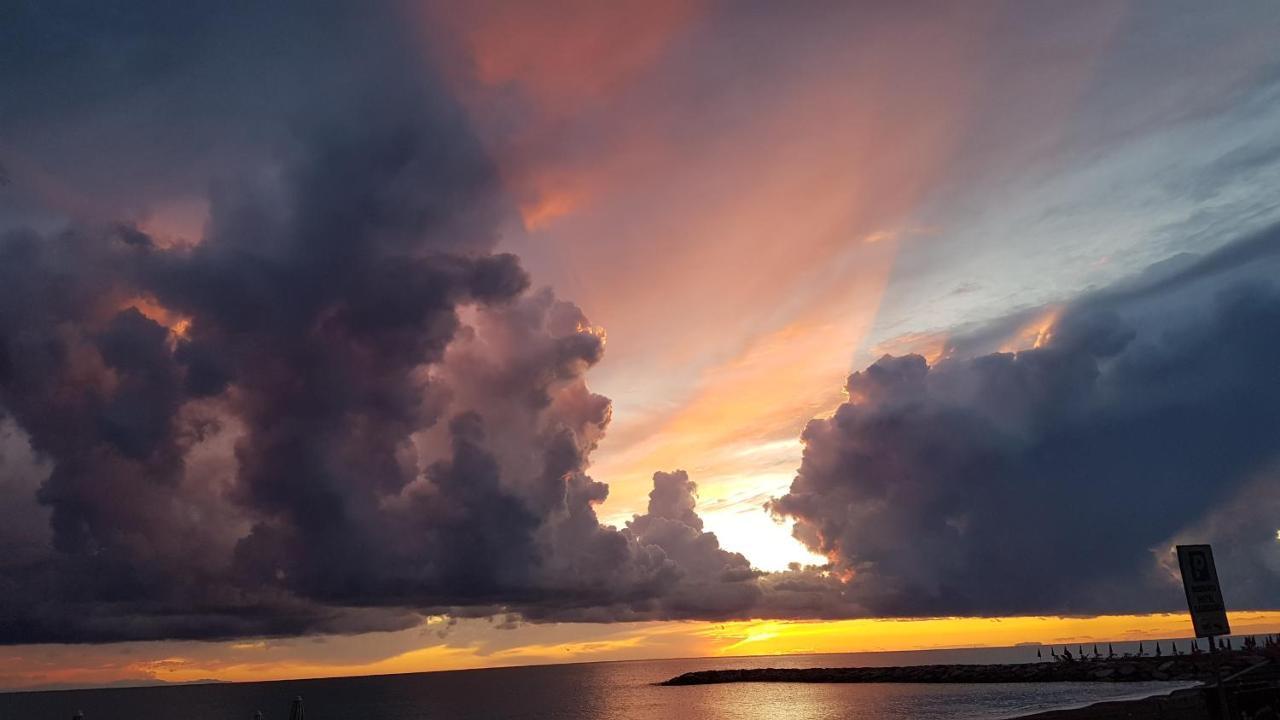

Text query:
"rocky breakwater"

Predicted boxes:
[[660, 652, 1269, 686]]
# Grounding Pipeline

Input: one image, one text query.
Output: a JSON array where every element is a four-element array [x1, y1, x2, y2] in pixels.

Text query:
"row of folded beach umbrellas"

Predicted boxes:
[[1036, 634, 1280, 660]]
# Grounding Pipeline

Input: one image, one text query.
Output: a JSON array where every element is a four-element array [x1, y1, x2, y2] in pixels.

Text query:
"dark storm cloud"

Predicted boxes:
[[5, 1, 1278, 647], [0, 0, 462, 227], [770, 227, 1280, 616], [0, 1, 776, 643]]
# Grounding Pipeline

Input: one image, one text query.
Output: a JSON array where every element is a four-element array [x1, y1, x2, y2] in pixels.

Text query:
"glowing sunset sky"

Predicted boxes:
[[1, 0, 1279, 691], [428, 0, 1280, 567]]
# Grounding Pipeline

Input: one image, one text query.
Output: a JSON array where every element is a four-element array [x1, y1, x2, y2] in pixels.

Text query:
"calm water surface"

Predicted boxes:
[[0, 647, 1197, 720]]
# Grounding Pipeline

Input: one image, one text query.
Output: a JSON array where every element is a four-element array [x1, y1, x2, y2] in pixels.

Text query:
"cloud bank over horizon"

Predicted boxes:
[[5, 203, 1277, 644], [0, 0, 779, 644], [1, 1, 1278, 646], [770, 229, 1280, 617]]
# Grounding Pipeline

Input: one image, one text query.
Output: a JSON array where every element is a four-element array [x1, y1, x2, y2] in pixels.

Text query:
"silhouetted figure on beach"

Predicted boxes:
[[1138, 641, 1145, 656], [1108, 643, 1115, 658]]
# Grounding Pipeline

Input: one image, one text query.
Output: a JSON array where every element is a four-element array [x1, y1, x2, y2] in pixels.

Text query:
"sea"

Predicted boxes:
[[0, 645, 1198, 720]]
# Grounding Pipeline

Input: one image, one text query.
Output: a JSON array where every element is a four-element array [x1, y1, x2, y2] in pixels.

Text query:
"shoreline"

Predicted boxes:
[[660, 653, 1262, 686], [1007, 686, 1207, 719], [663, 650, 1279, 719]]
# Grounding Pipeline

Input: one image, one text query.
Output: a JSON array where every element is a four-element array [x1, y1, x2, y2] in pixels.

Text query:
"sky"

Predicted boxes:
[[1, 0, 1280, 691]]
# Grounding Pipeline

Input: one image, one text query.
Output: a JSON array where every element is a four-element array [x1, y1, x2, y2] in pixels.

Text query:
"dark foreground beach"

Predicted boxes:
[[1012, 686, 1209, 719]]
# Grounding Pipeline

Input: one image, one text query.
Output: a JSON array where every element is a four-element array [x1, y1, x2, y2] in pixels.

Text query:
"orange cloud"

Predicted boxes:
[[999, 306, 1062, 353], [117, 295, 193, 347], [696, 612, 1280, 657], [520, 185, 586, 232], [440, 0, 701, 108], [866, 329, 952, 367], [419, 0, 703, 233]]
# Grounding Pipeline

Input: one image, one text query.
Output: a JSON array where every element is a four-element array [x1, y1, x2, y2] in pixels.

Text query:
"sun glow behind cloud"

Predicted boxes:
[[416, 3, 1027, 570], [999, 306, 1062, 353]]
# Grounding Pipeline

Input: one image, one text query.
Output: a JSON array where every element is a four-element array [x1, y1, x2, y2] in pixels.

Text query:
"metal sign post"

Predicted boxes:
[[1177, 544, 1230, 637], [1177, 544, 1231, 719]]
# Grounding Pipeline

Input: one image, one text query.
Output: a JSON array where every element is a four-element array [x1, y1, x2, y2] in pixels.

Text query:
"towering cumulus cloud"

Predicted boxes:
[[0, 1, 757, 643], [771, 230, 1280, 617]]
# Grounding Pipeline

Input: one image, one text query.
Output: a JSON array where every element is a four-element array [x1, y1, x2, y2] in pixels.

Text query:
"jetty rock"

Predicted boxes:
[[660, 651, 1268, 686]]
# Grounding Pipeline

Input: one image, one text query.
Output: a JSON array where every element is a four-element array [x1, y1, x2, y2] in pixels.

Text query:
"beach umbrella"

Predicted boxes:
[[290, 696, 304, 720], [1092, 644, 1099, 657], [1155, 642, 1162, 656], [1138, 641, 1144, 656], [1108, 643, 1114, 657], [1036, 648, 1042, 659]]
